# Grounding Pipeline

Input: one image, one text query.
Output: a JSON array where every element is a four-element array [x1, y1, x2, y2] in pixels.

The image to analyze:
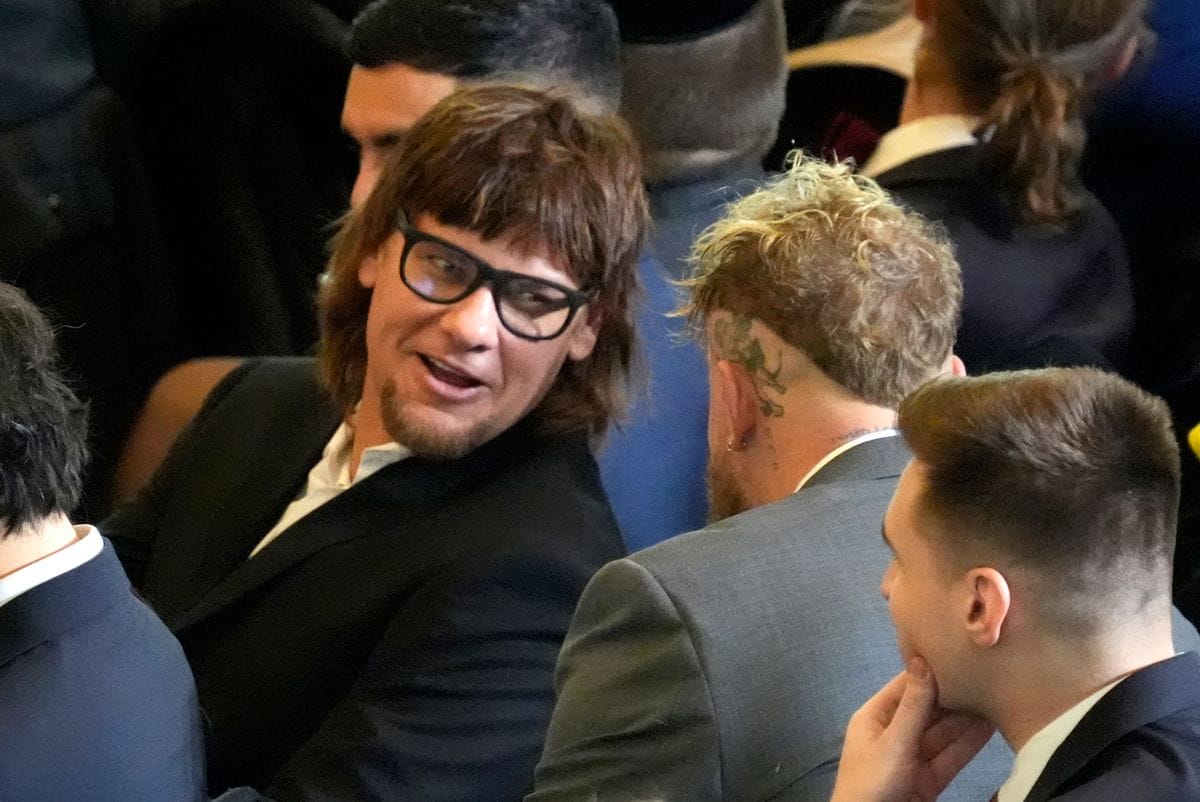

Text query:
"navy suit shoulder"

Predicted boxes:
[[600, 162, 767, 551], [1027, 652, 1200, 802], [106, 356, 625, 799], [0, 541, 205, 801], [875, 146, 1132, 373]]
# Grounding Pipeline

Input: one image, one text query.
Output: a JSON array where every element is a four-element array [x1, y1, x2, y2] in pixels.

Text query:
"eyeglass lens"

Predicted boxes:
[[403, 239, 575, 339]]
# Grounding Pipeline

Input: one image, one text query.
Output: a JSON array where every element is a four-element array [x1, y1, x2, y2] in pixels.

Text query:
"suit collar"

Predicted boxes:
[[1024, 652, 1200, 802], [800, 433, 910, 491], [872, 144, 981, 189], [152, 367, 341, 625], [0, 540, 129, 667], [170, 415, 551, 632]]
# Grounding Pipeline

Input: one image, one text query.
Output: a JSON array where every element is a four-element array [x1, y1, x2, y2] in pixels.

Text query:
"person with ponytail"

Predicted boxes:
[[861, 0, 1149, 374]]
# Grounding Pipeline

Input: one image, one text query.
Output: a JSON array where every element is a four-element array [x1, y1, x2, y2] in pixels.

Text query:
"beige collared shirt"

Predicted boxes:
[[0, 524, 103, 609], [860, 114, 982, 178]]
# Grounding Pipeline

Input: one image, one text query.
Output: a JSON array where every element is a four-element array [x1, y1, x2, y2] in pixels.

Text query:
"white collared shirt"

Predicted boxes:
[[794, 429, 899, 493], [997, 677, 1126, 802], [251, 422, 410, 557], [860, 114, 982, 178], [0, 524, 103, 609]]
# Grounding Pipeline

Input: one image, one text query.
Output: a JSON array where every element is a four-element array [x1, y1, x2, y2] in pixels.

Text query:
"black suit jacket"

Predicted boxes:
[[1025, 651, 1200, 801], [103, 357, 626, 800], [876, 146, 1133, 374], [0, 539, 206, 801]]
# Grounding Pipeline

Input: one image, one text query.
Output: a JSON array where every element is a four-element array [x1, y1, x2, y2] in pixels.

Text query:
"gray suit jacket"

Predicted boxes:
[[530, 436, 1011, 801], [531, 436, 1200, 801]]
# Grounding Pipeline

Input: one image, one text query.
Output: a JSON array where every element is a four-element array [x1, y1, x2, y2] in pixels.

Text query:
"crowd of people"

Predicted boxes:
[[2, 0, 1199, 800]]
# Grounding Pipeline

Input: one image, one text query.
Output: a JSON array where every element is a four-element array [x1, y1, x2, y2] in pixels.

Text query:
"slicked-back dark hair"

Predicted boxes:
[[899, 367, 1178, 633], [0, 283, 88, 534], [346, 0, 621, 111]]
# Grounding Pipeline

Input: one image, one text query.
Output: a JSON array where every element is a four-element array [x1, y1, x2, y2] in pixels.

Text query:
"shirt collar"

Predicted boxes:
[[318, 421, 410, 491], [0, 524, 103, 609], [861, 114, 982, 178], [998, 676, 1125, 802], [794, 429, 899, 493]]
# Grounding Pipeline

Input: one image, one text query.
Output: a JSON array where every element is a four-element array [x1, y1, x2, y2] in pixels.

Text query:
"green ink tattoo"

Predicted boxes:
[[712, 313, 787, 418]]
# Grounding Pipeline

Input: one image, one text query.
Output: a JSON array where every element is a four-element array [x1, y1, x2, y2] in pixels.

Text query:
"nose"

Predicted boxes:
[[880, 560, 896, 600], [438, 285, 501, 350], [350, 159, 380, 210]]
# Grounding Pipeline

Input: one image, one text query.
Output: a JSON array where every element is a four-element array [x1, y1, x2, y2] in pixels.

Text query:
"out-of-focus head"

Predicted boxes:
[[681, 155, 961, 520], [319, 84, 648, 458], [916, 0, 1152, 226], [612, 0, 788, 184], [342, 0, 622, 207], [0, 283, 88, 535], [882, 367, 1178, 708]]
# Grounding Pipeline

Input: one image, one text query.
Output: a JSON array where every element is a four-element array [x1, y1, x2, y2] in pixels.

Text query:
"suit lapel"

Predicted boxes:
[[1024, 652, 1200, 802], [171, 418, 540, 633], [150, 376, 341, 625]]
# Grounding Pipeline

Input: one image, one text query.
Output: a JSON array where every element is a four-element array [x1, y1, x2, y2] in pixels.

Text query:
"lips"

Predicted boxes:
[[421, 355, 484, 390]]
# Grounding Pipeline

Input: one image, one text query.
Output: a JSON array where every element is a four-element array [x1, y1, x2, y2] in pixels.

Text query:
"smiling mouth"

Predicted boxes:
[[421, 355, 484, 390]]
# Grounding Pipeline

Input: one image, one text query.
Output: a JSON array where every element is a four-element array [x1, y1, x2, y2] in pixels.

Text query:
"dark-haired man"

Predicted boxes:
[[0, 283, 205, 800], [105, 85, 647, 799], [833, 368, 1200, 802]]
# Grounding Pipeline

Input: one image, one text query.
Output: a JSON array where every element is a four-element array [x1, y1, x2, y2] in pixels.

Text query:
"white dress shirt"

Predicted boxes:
[[997, 677, 1126, 802], [794, 429, 899, 493], [0, 524, 103, 609], [860, 114, 982, 178], [251, 422, 409, 557]]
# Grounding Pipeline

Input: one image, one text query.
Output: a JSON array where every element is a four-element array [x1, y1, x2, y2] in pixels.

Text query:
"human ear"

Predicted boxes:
[[564, 309, 600, 362], [714, 359, 758, 450], [963, 568, 1011, 648], [358, 250, 381, 289]]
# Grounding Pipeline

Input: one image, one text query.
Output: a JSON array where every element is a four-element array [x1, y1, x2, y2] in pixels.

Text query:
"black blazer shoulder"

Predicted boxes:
[[0, 541, 206, 800], [1027, 652, 1200, 802], [875, 145, 1133, 373], [104, 356, 626, 797]]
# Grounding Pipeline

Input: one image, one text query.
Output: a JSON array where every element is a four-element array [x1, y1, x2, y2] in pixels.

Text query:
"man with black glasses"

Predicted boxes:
[[103, 84, 647, 801]]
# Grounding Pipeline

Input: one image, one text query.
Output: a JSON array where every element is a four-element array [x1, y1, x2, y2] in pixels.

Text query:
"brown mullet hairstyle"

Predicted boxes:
[[925, 0, 1151, 227], [679, 156, 961, 409], [318, 84, 649, 438], [898, 367, 1179, 633]]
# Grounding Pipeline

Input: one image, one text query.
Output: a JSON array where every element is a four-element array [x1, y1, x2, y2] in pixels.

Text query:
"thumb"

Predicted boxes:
[[889, 656, 938, 745]]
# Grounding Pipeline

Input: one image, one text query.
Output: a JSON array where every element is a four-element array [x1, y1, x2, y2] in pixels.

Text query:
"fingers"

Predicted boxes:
[[857, 670, 910, 730], [927, 717, 995, 788], [887, 656, 939, 747]]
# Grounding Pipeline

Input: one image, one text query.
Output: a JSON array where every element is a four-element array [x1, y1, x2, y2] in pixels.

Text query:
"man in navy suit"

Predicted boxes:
[[831, 367, 1200, 802], [0, 282, 205, 800]]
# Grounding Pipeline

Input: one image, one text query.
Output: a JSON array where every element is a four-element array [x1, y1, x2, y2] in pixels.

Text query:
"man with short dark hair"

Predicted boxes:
[[105, 85, 647, 799], [833, 368, 1200, 802], [341, 0, 621, 207], [0, 282, 205, 800], [530, 157, 1010, 802]]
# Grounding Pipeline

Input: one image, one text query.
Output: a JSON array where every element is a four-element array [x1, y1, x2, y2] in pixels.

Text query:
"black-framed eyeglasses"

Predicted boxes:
[[395, 212, 596, 341]]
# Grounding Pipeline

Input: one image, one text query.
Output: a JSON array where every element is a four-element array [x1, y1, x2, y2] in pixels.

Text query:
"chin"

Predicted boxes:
[[382, 390, 493, 460]]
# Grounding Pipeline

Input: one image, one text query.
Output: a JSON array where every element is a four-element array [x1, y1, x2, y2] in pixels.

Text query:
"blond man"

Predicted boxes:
[[529, 157, 1009, 801]]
